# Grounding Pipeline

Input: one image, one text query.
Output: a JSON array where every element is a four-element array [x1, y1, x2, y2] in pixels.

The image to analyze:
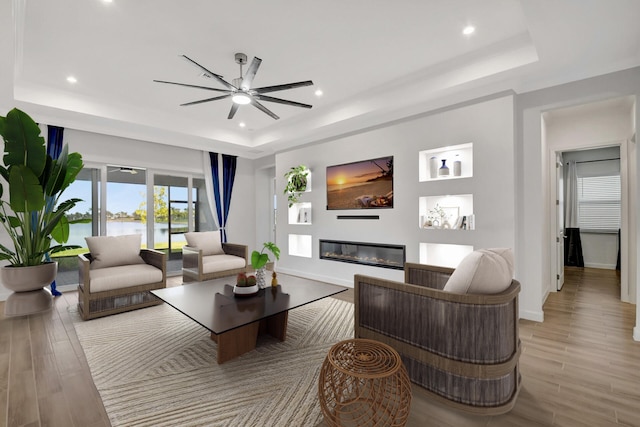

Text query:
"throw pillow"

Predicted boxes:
[[184, 231, 224, 256], [443, 248, 514, 294], [85, 234, 145, 270]]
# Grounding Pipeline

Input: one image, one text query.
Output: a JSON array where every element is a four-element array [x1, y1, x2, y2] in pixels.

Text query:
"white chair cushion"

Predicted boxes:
[[89, 264, 163, 293], [85, 234, 144, 270], [184, 231, 224, 256], [443, 248, 514, 294], [202, 254, 246, 274]]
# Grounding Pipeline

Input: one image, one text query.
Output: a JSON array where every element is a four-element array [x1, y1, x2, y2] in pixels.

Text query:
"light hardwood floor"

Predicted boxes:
[[1, 268, 639, 427]]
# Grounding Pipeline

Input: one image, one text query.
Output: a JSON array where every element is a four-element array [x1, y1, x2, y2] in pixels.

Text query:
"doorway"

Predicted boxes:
[[550, 144, 628, 301]]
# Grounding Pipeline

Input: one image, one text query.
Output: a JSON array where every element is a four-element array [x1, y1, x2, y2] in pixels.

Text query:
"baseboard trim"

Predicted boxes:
[[520, 309, 544, 322], [634, 326, 640, 342], [275, 267, 353, 288], [583, 263, 616, 270]]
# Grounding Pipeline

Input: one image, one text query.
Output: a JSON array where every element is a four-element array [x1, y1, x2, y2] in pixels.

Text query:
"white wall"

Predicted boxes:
[[518, 67, 639, 336], [253, 166, 276, 252], [275, 95, 517, 306], [64, 129, 203, 173]]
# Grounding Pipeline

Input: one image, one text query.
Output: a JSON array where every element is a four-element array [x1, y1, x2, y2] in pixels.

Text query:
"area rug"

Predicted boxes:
[[73, 298, 354, 427]]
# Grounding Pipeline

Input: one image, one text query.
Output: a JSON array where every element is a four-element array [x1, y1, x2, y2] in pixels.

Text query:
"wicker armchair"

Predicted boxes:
[[354, 262, 521, 415], [78, 249, 166, 320], [182, 242, 248, 282]]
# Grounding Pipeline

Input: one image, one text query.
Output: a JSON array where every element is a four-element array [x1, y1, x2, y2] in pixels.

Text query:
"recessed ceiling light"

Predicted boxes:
[[315, 89, 323, 97], [462, 25, 475, 36], [239, 122, 246, 128], [66, 76, 77, 83], [102, 0, 113, 3]]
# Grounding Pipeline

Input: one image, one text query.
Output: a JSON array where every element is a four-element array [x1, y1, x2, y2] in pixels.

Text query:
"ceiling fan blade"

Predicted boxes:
[[181, 55, 237, 90], [228, 103, 240, 119], [153, 80, 231, 93], [250, 98, 280, 120], [241, 57, 262, 91], [254, 94, 312, 109], [252, 80, 314, 94], [180, 94, 231, 106]]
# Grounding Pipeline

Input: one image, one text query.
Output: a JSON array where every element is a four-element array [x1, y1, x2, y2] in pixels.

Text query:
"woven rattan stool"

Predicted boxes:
[[319, 338, 411, 426]]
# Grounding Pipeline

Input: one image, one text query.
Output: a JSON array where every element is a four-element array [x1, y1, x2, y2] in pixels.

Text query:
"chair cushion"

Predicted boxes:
[[85, 234, 145, 270], [184, 231, 224, 256], [89, 264, 163, 293], [202, 254, 246, 274], [443, 248, 514, 294]]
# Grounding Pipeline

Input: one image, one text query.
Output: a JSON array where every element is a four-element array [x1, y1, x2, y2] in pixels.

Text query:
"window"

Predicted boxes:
[[576, 161, 620, 232]]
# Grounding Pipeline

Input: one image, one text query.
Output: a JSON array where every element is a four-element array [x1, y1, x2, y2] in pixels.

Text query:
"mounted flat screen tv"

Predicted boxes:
[[326, 156, 393, 210]]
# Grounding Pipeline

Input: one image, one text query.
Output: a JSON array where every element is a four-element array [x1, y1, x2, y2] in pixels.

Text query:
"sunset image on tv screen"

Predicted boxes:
[[326, 156, 393, 210]]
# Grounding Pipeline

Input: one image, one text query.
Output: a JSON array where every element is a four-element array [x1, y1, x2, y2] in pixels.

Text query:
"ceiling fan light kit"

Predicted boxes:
[[154, 52, 313, 120], [232, 93, 251, 105]]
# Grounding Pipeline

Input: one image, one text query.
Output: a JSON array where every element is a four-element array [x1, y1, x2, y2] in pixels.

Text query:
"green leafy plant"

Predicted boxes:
[[0, 108, 85, 266], [283, 164, 309, 207], [251, 241, 281, 270]]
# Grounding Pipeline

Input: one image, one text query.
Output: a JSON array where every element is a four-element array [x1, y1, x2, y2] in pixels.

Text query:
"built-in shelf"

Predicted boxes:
[[419, 194, 474, 230], [419, 143, 473, 182], [288, 202, 312, 225], [420, 243, 473, 268], [288, 234, 312, 258]]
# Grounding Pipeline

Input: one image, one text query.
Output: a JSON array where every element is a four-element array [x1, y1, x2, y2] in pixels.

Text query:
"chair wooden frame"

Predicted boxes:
[[78, 249, 166, 320], [182, 242, 248, 282], [354, 262, 521, 415]]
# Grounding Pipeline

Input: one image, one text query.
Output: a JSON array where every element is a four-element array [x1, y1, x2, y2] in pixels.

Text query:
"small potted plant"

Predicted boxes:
[[251, 242, 280, 288], [283, 165, 309, 207]]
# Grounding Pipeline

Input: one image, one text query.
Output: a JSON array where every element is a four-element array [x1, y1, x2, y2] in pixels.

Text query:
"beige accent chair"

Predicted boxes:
[[354, 249, 521, 415], [181, 231, 248, 282], [78, 234, 166, 320]]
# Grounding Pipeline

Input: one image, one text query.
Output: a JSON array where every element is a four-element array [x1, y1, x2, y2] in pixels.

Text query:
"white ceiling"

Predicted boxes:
[[2, 0, 640, 159]]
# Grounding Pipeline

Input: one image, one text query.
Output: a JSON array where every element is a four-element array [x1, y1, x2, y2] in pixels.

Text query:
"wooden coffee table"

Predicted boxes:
[[151, 275, 347, 364]]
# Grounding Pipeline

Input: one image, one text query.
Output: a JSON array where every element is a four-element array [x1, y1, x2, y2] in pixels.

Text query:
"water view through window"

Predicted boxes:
[[52, 167, 210, 285]]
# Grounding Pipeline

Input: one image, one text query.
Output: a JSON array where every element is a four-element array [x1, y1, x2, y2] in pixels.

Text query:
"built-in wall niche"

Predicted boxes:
[[419, 194, 474, 230], [419, 142, 473, 182], [420, 243, 473, 268], [288, 234, 313, 258], [288, 202, 312, 225]]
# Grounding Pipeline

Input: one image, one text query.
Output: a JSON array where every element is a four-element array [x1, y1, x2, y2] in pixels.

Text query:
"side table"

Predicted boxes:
[[319, 338, 412, 426]]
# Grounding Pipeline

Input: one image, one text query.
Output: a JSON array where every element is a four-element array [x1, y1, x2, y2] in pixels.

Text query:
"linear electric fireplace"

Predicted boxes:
[[319, 239, 405, 270]]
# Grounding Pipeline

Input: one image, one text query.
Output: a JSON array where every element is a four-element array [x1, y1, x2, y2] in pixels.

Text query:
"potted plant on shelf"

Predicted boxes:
[[0, 108, 84, 304], [284, 164, 309, 207], [251, 241, 280, 288]]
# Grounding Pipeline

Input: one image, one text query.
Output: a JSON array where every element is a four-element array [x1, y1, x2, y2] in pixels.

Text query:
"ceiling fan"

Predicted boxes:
[[154, 53, 314, 120]]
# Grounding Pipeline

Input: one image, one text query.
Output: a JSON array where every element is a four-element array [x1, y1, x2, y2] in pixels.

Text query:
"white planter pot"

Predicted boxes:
[[1, 262, 56, 317], [1, 262, 58, 292]]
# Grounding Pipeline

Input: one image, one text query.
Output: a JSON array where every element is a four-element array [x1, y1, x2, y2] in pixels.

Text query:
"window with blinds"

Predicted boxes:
[[577, 174, 621, 231]]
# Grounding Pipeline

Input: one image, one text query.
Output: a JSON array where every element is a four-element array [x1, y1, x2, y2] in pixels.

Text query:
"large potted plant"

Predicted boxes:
[[0, 108, 84, 299]]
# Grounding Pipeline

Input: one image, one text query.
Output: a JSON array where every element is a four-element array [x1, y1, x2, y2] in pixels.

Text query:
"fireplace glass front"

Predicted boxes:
[[319, 239, 405, 270]]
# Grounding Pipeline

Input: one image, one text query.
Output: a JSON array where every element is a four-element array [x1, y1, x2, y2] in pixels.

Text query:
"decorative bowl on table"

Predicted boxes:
[[233, 284, 259, 297], [233, 273, 259, 297]]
